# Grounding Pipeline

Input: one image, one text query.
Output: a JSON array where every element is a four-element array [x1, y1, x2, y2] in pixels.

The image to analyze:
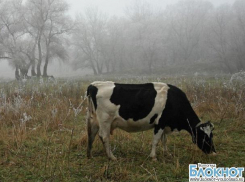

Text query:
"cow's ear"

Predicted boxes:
[[206, 121, 214, 131]]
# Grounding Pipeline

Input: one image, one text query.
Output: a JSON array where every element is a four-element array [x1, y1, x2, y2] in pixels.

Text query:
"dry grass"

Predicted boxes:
[[0, 75, 244, 181]]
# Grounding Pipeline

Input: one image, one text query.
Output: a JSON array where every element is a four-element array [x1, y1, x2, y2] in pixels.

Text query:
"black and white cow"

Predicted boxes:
[[86, 81, 216, 160]]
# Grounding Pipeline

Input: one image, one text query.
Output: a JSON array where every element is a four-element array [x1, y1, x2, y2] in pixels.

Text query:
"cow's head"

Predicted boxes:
[[195, 121, 216, 154]]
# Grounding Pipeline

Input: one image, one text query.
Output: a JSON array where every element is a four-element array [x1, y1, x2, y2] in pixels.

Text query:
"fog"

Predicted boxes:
[[0, 0, 243, 80], [67, 0, 235, 17]]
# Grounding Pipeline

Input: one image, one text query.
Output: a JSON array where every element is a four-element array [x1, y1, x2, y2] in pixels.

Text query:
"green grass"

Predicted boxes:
[[0, 76, 244, 181]]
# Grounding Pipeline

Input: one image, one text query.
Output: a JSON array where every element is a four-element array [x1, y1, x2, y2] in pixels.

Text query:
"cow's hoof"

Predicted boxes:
[[152, 157, 157, 161], [212, 152, 217, 156], [110, 156, 117, 161]]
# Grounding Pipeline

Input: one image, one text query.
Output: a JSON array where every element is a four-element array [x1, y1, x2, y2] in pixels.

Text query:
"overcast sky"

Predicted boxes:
[[67, 0, 175, 17], [0, 0, 236, 79], [67, 0, 235, 18]]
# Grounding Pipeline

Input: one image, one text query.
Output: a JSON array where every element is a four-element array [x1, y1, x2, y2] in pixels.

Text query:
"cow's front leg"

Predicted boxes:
[[98, 121, 117, 161], [150, 126, 163, 161]]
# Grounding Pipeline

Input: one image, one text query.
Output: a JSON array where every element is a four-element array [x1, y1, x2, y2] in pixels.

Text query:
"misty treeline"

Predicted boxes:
[[0, 0, 71, 80], [0, 0, 245, 79]]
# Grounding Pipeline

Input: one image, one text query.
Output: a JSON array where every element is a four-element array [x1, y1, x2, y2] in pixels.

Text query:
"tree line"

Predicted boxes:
[[1, 0, 245, 79], [0, 0, 71, 79]]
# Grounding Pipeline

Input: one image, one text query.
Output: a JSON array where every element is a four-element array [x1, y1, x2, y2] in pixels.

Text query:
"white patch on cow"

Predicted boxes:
[[152, 82, 169, 125], [92, 81, 118, 113], [200, 125, 212, 138], [91, 81, 118, 130]]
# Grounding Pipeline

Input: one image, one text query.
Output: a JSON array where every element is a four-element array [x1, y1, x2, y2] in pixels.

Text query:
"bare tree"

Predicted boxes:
[[24, 0, 71, 77], [24, 0, 48, 77], [165, 0, 212, 64], [42, 0, 71, 77], [124, 1, 163, 73], [0, 0, 30, 79], [206, 4, 234, 73], [103, 17, 127, 73], [72, 8, 107, 75], [231, 0, 245, 70]]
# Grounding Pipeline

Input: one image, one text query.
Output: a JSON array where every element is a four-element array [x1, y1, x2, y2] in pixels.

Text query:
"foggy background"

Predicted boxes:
[[0, 0, 243, 80]]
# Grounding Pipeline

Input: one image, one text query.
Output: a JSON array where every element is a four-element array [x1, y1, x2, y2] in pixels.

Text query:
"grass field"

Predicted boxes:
[[0, 75, 244, 181]]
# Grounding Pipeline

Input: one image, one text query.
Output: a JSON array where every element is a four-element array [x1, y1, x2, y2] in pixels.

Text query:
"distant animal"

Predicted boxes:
[[86, 81, 216, 160]]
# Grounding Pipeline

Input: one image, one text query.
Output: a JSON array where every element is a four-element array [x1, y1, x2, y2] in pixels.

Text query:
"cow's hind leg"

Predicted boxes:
[[99, 125, 116, 160], [98, 114, 116, 160], [87, 115, 99, 158], [150, 126, 163, 161]]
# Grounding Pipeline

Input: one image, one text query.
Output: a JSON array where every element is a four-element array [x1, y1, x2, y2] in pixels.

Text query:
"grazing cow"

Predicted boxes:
[[86, 81, 216, 160]]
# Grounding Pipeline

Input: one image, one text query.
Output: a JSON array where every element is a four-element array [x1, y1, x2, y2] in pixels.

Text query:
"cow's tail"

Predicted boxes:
[[86, 88, 92, 129], [86, 93, 92, 145], [87, 96, 94, 126], [86, 85, 98, 158], [86, 85, 97, 138], [86, 85, 97, 116]]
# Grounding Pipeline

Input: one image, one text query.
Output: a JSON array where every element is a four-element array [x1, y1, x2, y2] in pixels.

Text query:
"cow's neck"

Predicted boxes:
[[184, 115, 201, 143]]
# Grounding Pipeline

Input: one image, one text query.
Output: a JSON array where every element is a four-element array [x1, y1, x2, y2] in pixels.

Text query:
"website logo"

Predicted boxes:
[[189, 163, 244, 182]]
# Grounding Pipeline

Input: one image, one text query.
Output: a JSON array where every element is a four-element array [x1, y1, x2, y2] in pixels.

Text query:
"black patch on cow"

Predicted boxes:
[[154, 84, 201, 135], [87, 85, 98, 110], [150, 114, 158, 124], [110, 83, 157, 121]]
